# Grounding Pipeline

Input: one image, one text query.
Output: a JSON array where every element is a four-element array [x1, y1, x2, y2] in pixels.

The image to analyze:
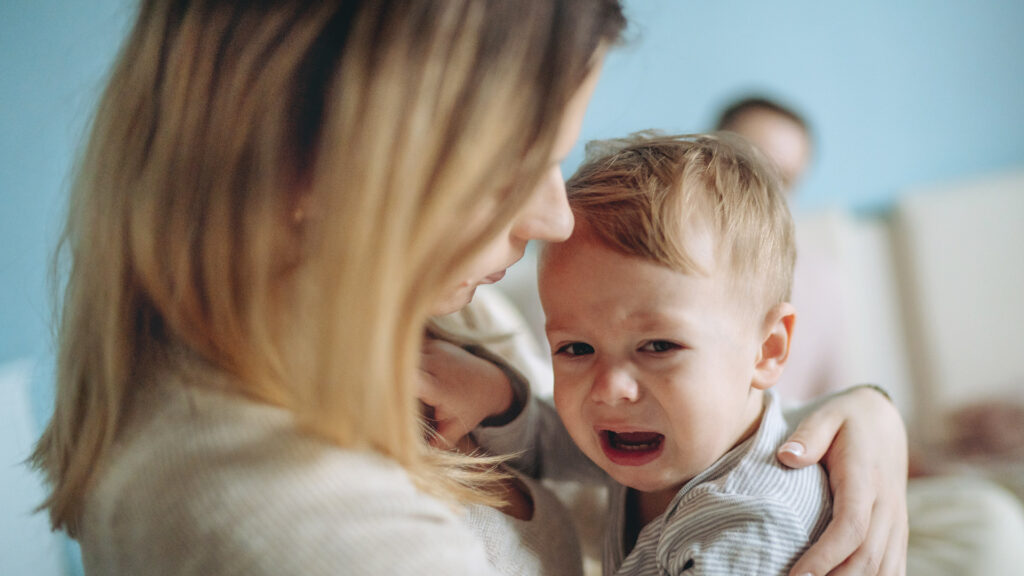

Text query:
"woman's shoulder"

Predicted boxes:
[[462, 469, 584, 576], [81, 377, 496, 575]]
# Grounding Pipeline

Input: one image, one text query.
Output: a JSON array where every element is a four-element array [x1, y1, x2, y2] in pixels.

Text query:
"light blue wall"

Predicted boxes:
[[2, 2, 132, 574], [569, 0, 1024, 212], [2, 0, 133, 365], [3, 0, 1023, 367]]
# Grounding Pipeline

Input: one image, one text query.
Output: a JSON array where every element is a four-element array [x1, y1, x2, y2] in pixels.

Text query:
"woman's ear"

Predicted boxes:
[[751, 302, 796, 390]]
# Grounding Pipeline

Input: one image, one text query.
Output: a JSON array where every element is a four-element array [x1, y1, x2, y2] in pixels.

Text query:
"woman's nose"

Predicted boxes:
[[511, 167, 574, 243], [590, 363, 640, 406]]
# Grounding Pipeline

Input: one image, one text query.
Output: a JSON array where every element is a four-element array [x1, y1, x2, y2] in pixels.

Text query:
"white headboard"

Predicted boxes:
[[894, 171, 1024, 441]]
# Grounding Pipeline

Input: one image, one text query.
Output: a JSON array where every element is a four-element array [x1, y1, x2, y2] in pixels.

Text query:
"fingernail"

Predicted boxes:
[[799, 573, 813, 576], [779, 441, 804, 457]]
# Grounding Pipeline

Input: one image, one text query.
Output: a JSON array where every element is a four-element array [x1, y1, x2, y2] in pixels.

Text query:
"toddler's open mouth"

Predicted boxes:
[[600, 430, 665, 466]]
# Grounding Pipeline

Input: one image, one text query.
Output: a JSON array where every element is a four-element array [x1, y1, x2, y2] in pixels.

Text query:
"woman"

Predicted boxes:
[[32, 1, 906, 574]]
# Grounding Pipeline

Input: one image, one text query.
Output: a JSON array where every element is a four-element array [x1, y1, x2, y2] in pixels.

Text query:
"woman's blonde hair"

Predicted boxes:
[[566, 132, 796, 311], [34, 0, 625, 535]]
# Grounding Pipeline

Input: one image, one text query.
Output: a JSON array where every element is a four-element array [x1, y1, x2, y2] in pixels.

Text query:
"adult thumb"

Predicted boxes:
[[777, 406, 843, 469]]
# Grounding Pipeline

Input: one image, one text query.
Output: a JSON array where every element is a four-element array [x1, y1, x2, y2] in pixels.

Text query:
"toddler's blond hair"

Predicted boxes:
[[566, 131, 795, 312]]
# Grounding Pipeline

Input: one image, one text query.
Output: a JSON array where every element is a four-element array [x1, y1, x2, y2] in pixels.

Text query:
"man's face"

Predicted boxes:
[[727, 110, 811, 193]]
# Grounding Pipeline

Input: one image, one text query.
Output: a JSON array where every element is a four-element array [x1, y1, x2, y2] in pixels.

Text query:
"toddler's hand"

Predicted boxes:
[[418, 337, 514, 450]]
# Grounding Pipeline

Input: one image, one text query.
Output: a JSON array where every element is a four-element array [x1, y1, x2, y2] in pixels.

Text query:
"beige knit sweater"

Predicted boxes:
[[80, 369, 501, 575]]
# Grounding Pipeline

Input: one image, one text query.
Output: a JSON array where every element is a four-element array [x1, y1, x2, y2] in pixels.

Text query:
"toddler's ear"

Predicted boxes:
[[751, 302, 796, 390]]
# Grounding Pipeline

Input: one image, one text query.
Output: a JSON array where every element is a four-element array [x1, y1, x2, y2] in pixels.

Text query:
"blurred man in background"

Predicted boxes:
[[716, 95, 1024, 576]]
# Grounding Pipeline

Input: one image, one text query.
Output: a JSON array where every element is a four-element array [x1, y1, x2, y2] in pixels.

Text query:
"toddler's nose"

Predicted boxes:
[[590, 364, 640, 406]]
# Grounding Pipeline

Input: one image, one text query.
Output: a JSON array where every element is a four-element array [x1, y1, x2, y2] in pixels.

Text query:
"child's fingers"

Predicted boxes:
[[433, 418, 470, 450], [419, 401, 445, 447], [415, 366, 442, 408], [422, 402, 475, 450]]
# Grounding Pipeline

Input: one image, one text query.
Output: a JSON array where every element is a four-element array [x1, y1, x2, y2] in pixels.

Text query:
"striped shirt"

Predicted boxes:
[[603, 392, 831, 576]]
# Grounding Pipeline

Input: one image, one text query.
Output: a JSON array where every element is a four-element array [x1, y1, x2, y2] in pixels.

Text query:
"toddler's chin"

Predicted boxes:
[[604, 467, 680, 496]]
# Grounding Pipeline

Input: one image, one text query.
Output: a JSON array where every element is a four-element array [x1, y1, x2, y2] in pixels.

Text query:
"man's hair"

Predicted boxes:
[[715, 96, 810, 138], [566, 131, 796, 309]]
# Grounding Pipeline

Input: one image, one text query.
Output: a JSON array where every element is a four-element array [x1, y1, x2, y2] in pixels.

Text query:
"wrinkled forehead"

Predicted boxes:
[[539, 214, 718, 282], [540, 216, 774, 320]]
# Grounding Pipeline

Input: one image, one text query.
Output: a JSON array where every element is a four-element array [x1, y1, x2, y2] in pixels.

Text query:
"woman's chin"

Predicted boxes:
[[431, 284, 477, 316]]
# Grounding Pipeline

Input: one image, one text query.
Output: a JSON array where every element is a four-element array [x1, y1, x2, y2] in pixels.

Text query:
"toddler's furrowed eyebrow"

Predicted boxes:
[[543, 319, 577, 336]]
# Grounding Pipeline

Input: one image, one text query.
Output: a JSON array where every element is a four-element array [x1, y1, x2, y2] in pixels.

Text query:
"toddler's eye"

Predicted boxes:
[[555, 342, 595, 357], [640, 340, 680, 353]]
